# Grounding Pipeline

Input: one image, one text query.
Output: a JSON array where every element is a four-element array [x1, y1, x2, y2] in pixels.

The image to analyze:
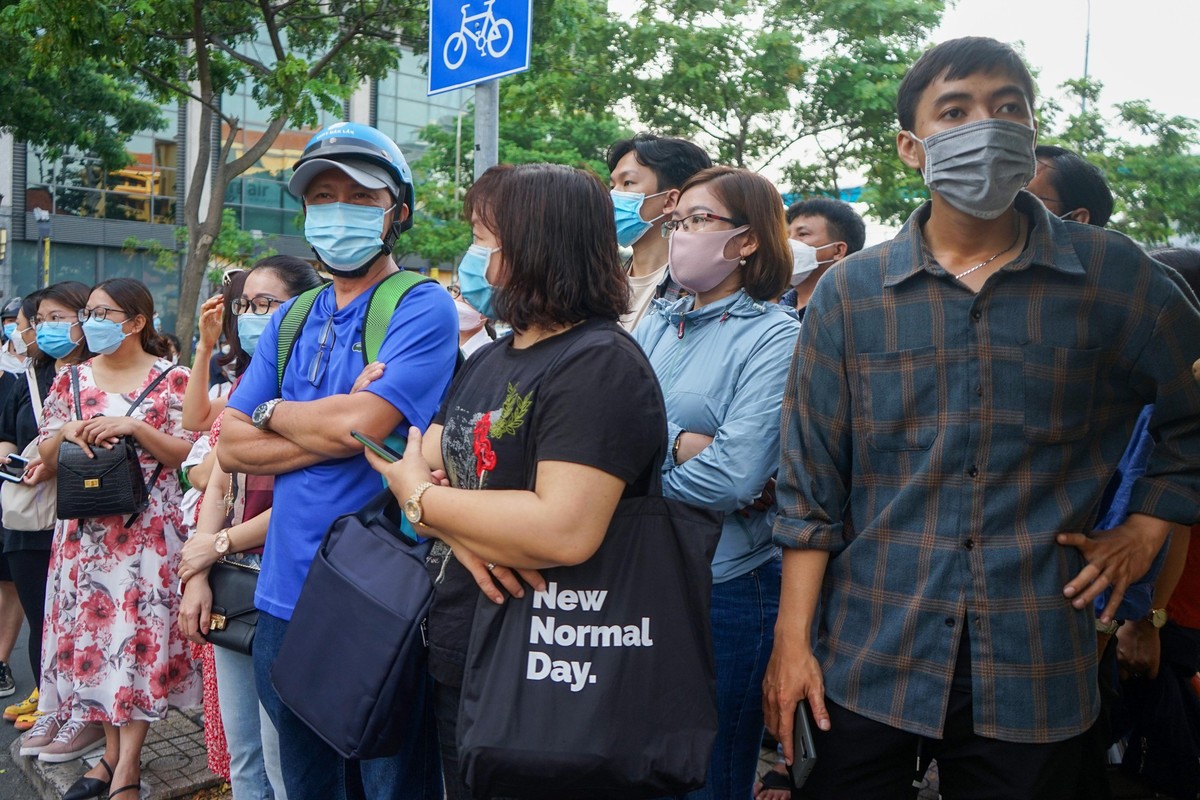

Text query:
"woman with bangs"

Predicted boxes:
[[28, 278, 200, 800], [634, 166, 801, 800], [365, 163, 667, 799]]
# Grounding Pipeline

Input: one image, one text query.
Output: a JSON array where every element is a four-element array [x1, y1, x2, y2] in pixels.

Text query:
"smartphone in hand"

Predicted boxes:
[[788, 698, 818, 788], [351, 430, 404, 463], [0, 454, 29, 484]]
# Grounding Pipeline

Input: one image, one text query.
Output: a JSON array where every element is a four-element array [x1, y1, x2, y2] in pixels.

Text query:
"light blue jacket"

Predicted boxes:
[[634, 289, 802, 583]]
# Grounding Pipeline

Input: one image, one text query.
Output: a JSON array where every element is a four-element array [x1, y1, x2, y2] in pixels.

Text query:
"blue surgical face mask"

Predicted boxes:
[[2, 323, 15, 342], [81, 318, 131, 356], [36, 321, 81, 359], [236, 313, 272, 357], [457, 244, 500, 320], [611, 190, 669, 248], [304, 202, 394, 274]]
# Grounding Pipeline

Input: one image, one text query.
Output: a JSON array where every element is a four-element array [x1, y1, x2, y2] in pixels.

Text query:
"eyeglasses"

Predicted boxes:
[[231, 296, 283, 316], [661, 213, 747, 238], [308, 315, 336, 387], [447, 284, 462, 300], [77, 306, 129, 322]]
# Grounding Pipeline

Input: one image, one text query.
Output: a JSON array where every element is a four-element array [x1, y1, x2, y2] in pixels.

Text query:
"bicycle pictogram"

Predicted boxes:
[[443, 0, 514, 70]]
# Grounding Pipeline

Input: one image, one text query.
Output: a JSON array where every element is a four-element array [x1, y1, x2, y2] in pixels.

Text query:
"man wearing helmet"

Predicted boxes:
[[219, 122, 457, 800]]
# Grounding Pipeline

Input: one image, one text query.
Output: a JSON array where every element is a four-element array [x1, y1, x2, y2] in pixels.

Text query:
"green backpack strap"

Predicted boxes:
[[362, 270, 431, 366], [276, 284, 329, 391]]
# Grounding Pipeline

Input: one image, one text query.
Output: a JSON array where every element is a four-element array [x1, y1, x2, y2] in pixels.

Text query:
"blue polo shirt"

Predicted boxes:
[[228, 278, 458, 620]]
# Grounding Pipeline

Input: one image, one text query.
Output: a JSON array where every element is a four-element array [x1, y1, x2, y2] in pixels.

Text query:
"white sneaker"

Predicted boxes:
[[18, 714, 61, 757], [37, 719, 106, 763]]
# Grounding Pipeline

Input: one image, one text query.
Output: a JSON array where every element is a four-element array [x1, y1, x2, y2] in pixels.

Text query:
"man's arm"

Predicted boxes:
[[255, 391, 406, 461], [217, 408, 336, 475]]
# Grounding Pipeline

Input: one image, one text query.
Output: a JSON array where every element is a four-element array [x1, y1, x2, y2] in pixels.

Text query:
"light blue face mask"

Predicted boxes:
[[304, 202, 394, 274], [457, 244, 500, 320], [236, 313, 272, 357], [82, 318, 131, 355], [611, 190, 668, 248], [36, 322, 81, 359], [2, 323, 15, 342]]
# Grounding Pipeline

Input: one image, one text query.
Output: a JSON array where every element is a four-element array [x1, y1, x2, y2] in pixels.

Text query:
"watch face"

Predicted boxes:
[[404, 499, 421, 524], [215, 533, 230, 554]]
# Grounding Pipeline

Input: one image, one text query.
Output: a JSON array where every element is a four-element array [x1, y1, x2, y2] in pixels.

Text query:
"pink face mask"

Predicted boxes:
[[454, 299, 486, 331], [668, 226, 751, 293]]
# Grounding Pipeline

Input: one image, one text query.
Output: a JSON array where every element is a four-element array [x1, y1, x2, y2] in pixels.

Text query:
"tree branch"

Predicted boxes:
[[208, 34, 272, 75]]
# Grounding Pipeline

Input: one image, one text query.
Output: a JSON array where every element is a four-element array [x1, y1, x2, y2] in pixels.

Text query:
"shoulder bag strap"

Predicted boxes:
[[276, 284, 327, 391], [120, 363, 178, 528], [69, 366, 83, 421], [25, 365, 43, 428], [362, 270, 430, 367]]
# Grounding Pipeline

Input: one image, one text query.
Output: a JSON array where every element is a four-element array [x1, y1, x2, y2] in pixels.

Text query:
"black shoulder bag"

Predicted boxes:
[[56, 365, 176, 526]]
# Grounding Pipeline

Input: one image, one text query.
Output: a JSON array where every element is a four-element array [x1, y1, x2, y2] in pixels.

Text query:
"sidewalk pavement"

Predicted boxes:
[[7, 709, 228, 800]]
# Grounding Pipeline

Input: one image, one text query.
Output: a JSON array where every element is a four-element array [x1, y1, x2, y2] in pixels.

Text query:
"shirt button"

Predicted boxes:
[[944, 617, 956, 627], [964, 539, 975, 549], [971, 309, 982, 321], [968, 466, 979, 478], [975, 384, 983, 396]]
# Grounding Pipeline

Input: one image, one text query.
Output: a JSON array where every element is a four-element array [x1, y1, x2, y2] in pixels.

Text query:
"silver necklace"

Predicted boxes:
[[951, 217, 1022, 281]]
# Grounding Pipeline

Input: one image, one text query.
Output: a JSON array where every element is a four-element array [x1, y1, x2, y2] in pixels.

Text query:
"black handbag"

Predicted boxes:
[[272, 488, 434, 760], [457, 479, 722, 799], [55, 365, 175, 526], [205, 558, 260, 655]]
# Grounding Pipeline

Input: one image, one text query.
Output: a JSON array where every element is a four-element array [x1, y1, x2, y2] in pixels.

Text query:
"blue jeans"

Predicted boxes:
[[213, 644, 287, 800], [684, 557, 781, 800], [254, 612, 442, 800]]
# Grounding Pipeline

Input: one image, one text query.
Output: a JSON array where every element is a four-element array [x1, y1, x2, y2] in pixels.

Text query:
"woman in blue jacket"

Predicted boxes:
[[634, 166, 801, 799]]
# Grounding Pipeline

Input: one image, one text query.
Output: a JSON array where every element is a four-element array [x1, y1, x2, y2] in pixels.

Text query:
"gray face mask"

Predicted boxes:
[[905, 119, 1036, 220]]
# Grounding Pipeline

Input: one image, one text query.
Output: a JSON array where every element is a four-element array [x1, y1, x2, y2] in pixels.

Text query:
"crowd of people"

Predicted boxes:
[[0, 33, 1194, 800]]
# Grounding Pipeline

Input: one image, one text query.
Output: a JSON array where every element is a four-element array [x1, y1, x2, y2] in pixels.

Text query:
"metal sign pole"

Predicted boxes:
[[473, 80, 500, 180]]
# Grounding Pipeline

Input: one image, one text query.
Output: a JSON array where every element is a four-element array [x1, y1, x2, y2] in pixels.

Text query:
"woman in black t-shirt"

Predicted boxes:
[[366, 163, 666, 800]]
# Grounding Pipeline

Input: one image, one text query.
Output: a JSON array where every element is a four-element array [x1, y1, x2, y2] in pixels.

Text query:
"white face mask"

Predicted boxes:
[[789, 240, 842, 286], [0, 348, 28, 375]]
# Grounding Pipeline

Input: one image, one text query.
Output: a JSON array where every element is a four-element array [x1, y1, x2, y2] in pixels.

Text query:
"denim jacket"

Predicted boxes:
[[634, 289, 801, 582]]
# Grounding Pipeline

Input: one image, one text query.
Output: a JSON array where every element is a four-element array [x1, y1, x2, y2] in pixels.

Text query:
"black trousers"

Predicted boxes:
[[800, 634, 1102, 800], [6, 548, 51, 680]]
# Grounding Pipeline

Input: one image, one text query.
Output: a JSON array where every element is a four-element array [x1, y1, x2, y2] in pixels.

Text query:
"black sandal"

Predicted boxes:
[[108, 783, 141, 798], [758, 768, 794, 796], [61, 758, 113, 800]]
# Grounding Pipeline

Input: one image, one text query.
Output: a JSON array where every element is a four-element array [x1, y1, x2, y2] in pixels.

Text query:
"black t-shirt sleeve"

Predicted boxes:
[[0, 378, 21, 445], [530, 336, 665, 487]]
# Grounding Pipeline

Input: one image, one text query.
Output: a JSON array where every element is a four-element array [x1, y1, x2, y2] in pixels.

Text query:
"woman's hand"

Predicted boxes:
[[20, 457, 50, 486], [452, 540, 546, 605], [76, 416, 143, 449], [197, 295, 224, 349], [179, 532, 220, 584], [60, 419, 97, 458], [363, 426, 439, 503], [351, 362, 385, 394], [178, 574, 213, 645]]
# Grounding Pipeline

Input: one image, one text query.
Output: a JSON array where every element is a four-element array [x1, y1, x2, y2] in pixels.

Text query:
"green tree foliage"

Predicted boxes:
[[404, 0, 630, 269], [4, 0, 421, 358], [1042, 79, 1200, 246], [625, 0, 943, 185]]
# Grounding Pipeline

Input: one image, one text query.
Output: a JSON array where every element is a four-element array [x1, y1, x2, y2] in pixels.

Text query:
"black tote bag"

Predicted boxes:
[[272, 488, 434, 760], [457, 489, 721, 799]]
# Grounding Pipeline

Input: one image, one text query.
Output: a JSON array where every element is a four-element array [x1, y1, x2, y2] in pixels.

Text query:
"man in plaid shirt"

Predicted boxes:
[[764, 37, 1200, 799]]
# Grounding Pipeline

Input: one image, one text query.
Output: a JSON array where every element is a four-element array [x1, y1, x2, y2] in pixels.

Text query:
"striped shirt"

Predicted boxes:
[[774, 192, 1200, 743]]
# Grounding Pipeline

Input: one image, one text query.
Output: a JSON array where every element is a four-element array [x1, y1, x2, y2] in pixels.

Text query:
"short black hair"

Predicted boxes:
[[785, 197, 867, 255], [606, 133, 712, 193], [1034, 145, 1114, 228], [1150, 247, 1200, 299], [897, 37, 1036, 132]]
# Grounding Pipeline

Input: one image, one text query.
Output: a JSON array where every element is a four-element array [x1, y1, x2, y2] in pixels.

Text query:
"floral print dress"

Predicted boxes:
[[38, 359, 202, 724]]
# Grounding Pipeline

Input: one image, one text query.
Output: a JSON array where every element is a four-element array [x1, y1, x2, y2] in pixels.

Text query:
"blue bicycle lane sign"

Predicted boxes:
[[428, 0, 533, 95]]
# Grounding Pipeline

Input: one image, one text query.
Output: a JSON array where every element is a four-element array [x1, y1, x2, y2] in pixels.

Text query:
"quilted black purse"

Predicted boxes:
[[205, 558, 260, 655], [56, 365, 176, 526]]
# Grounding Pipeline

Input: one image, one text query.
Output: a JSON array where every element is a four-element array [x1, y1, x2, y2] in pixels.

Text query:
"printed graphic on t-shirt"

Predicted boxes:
[[444, 382, 533, 489]]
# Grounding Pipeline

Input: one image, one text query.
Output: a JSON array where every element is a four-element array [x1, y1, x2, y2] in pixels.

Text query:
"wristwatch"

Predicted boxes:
[[252, 398, 284, 430], [403, 481, 435, 527], [214, 529, 232, 556], [1146, 608, 1168, 629]]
